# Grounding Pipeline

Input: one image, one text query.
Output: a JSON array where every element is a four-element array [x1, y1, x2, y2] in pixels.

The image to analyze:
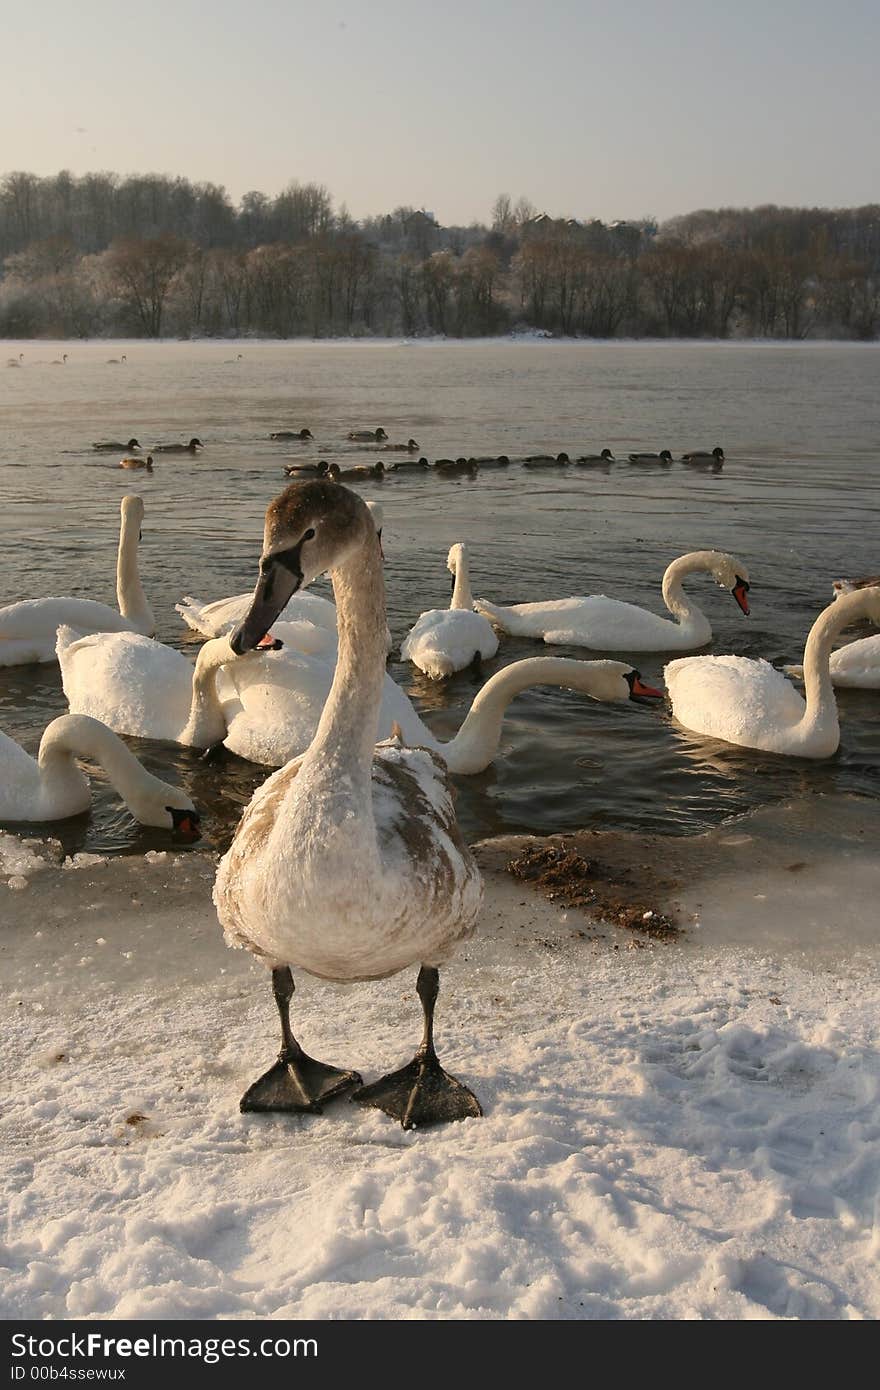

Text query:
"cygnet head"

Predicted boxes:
[[231, 481, 378, 654]]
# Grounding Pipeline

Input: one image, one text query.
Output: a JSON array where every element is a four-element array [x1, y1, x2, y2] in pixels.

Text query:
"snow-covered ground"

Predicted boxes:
[[1, 796, 879, 1321]]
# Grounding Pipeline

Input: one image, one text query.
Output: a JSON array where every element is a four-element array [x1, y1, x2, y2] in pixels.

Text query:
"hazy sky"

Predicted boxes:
[[3, 0, 878, 225]]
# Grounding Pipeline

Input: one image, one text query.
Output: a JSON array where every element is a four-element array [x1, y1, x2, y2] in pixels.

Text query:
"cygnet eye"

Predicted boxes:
[[302, 528, 316, 542]]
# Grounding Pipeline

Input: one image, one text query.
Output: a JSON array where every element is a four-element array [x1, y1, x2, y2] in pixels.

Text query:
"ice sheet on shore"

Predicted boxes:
[[1, 795, 878, 1320]]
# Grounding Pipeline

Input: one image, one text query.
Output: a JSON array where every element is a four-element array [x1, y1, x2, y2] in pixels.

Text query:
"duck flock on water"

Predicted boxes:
[[1, 432, 878, 1127]]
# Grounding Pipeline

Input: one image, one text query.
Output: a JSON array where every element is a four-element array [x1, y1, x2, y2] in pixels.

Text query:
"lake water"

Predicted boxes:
[[1, 338, 878, 856]]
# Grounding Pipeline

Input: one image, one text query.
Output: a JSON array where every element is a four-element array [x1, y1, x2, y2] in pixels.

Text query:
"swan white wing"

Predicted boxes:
[[57, 627, 193, 740], [176, 590, 338, 638], [401, 608, 499, 677], [216, 741, 481, 981], [666, 655, 806, 748], [221, 648, 436, 766], [0, 598, 137, 666], [475, 595, 685, 651], [828, 634, 880, 688]]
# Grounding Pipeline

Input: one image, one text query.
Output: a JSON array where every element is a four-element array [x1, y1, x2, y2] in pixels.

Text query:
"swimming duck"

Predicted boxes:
[[389, 457, 431, 471], [401, 543, 499, 679], [468, 455, 511, 468], [523, 453, 570, 467], [575, 449, 614, 465], [347, 427, 388, 442], [628, 450, 673, 464], [433, 458, 478, 476], [153, 438, 204, 454], [93, 438, 141, 452], [475, 550, 750, 653], [271, 428, 313, 441], [328, 461, 385, 481], [0, 714, 199, 833], [682, 447, 725, 463], [284, 461, 330, 477], [119, 455, 153, 471], [0, 496, 155, 666], [385, 439, 421, 452]]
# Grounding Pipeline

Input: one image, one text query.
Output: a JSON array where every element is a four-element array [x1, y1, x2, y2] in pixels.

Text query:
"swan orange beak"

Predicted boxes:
[[733, 578, 750, 615], [627, 672, 663, 700], [169, 808, 201, 842]]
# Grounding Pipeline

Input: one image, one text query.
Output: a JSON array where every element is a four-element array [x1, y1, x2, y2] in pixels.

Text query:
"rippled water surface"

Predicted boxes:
[[1, 338, 878, 855]]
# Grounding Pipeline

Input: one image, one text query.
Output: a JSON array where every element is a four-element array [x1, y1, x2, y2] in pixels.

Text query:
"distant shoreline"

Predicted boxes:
[[4, 334, 879, 348]]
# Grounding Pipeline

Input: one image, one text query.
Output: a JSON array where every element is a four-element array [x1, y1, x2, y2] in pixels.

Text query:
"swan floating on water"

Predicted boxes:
[[784, 630, 880, 690], [0, 495, 155, 666], [214, 479, 483, 1126], [176, 503, 385, 640], [0, 713, 198, 831], [56, 627, 268, 748], [665, 587, 880, 757], [215, 639, 660, 771], [401, 542, 499, 678], [474, 550, 750, 653]]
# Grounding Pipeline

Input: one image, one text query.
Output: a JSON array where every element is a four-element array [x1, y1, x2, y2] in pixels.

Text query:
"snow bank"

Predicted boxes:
[[1, 800, 878, 1320]]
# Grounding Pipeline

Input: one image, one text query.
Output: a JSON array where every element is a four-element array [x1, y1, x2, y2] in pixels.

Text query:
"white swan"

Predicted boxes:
[[784, 632, 880, 690], [56, 627, 254, 748], [175, 503, 384, 645], [177, 588, 340, 641], [219, 640, 660, 770], [0, 714, 198, 831], [474, 550, 750, 653], [665, 588, 880, 757], [214, 479, 485, 1128], [401, 542, 499, 678], [0, 496, 155, 667]]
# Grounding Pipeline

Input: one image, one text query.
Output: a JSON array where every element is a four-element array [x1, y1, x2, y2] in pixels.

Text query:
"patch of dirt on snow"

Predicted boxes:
[[480, 837, 681, 940]]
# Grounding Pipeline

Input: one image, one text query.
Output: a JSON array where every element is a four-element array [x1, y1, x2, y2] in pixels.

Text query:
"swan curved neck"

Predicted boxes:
[[442, 657, 611, 775], [38, 715, 163, 812], [305, 529, 387, 780], [117, 507, 154, 634], [450, 546, 473, 610], [798, 594, 864, 739], [180, 642, 231, 746], [660, 552, 715, 641]]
